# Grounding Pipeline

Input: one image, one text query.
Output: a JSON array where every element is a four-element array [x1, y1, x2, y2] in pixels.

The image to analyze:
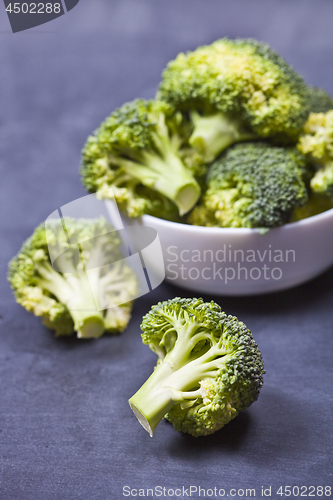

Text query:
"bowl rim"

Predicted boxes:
[[141, 207, 333, 234]]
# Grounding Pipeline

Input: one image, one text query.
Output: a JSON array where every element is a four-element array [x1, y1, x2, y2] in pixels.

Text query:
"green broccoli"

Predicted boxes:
[[81, 99, 203, 219], [291, 192, 333, 222], [158, 38, 310, 162], [298, 110, 333, 198], [129, 298, 264, 437], [188, 142, 308, 229], [8, 217, 137, 338], [308, 86, 333, 113]]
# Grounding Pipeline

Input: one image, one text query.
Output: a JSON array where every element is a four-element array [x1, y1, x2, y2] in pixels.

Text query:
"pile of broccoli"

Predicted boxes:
[[81, 37, 333, 228], [9, 36, 333, 438], [8, 217, 138, 338]]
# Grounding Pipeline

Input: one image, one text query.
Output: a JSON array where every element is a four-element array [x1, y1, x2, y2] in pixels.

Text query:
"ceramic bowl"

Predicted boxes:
[[140, 209, 333, 296]]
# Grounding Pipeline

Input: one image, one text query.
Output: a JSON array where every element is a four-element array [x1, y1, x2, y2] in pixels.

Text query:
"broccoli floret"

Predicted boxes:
[[298, 110, 333, 198], [308, 86, 333, 113], [8, 217, 137, 338], [158, 38, 310, 162], [188, 143, 308, 229], [312, 167, 333, 198], [81, 99, 202, 218], [129, 298, 264, 437]]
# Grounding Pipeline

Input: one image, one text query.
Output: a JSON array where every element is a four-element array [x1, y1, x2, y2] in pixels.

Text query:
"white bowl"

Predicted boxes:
[[140, 209, 333, 296]]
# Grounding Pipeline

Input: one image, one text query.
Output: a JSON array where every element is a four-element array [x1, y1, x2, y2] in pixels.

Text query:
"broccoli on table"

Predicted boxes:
[[8, 217, 137, 338], [129, 298, 265, 437], [158, 38, 310, 162], [81, 99, 203, 219], [298, 110, 333, 199], [188, 142, 309, 229]]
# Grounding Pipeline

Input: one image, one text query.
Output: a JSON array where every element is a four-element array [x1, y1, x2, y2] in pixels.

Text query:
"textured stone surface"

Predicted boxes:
[[1, 1, 333, 498]]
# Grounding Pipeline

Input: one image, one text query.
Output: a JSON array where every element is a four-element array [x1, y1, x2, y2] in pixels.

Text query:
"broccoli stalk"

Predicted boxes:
[[34, 258, 105, 338], [109, 141, 199, 216], [130, 329, 233, 436], [189, 110, 256, 162], [129, 298, 265, 437]]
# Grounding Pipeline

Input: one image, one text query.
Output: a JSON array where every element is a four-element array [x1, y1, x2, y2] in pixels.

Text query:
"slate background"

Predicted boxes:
[[1, 1, 333, 499]]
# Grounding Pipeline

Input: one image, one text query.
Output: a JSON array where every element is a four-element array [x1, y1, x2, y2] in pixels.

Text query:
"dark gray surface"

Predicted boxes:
[[1, 1, 333, 498]]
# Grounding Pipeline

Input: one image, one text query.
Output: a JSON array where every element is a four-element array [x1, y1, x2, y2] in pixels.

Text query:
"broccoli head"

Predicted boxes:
[[298, 110, 333, 198], [188, 142, 308, 229], [308, 86, 333, 113], [158, 38, 310, 162], [81, 99, 203, 219], [8, 217, 137, 338], [129, 298, 264, 437]]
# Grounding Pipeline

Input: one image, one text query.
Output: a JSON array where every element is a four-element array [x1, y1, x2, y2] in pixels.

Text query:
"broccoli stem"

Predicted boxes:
[[129, 361, 176, 436], [70, 308, 105, 339], [115, 146, 200, 216], [129, 324, 197, 436], [129, 354, 216, 436], [189, 111, 256, 162], [144, 149, 201, 216], [129, 327, 231, 436], [36, 262, 105, 338]]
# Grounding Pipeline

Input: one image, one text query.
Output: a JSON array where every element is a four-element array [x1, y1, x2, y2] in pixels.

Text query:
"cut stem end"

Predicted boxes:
[[129, 401, 154, 437], [75, 315, 105, 339], [175, 182, 201, 216]]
